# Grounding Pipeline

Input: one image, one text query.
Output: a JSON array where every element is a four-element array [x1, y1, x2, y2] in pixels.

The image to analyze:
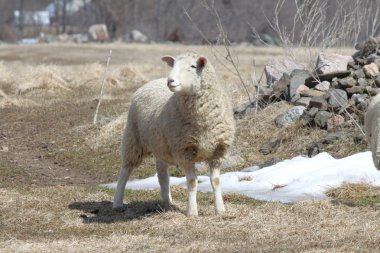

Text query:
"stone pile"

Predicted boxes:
[[251, 37, 380, 130]]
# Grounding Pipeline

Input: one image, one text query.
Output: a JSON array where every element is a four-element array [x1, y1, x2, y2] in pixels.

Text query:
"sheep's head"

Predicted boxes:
[[162, 53, 207, 95]]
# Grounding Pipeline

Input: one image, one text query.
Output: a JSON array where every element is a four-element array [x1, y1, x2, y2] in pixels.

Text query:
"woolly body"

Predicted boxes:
[[365, 93, 380, 169], [113, 52, 235, 216]]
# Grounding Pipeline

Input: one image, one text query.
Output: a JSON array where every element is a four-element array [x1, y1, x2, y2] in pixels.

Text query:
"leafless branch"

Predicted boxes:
[[93, 49, 112, 125]]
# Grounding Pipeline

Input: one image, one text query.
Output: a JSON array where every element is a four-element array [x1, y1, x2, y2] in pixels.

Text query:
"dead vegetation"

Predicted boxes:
[[0, 43, 377, 252]]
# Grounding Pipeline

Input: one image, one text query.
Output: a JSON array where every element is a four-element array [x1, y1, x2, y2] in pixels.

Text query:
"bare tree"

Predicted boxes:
[[61, 0, 67, 33], [18, 0, 24, 32]]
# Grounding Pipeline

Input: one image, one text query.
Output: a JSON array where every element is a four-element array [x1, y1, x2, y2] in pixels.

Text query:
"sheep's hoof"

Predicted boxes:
[[112, 205, 124, 212], [215, 206, 226, 215], [187, 211, 199, 217]]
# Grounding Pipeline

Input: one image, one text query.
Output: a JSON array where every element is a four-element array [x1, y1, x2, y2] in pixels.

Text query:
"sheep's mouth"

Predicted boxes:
[[168, 83, 180, 92]]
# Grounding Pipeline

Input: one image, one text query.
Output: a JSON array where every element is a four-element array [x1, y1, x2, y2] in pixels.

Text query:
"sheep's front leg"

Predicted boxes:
[[156, 159, 172, 208], [185, 163, 198, 216], [210, 168, 225, 214]]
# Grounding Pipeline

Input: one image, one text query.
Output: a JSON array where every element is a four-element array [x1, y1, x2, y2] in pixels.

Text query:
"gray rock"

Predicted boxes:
[[354, 69, 366, 79], [331, 78, 340, 89], [289, 69, 310, 98], [260, 139, 281, 155], [233, 101, 257, 119], [272, 73, 291, 98], [366, 53, 380, 64], [348, 61, 360, 70], [259, 87, 274, 101], [305, 107, 319, 117], [315, 81, 330, 91], [300, 113, 314, 126], [88, 24, 110, 42], [125, 29, 149, 43], [363, 63, 379, 77], [309, 96, 328, 110], [294, 97, 311, 107], [356, 100, 368, 111], [357, 78, 369, 87], [304, 71, 350, 87], [300, 89, 326, 97], [291, 94, 301, 104], [308, 142, 323, 157], [274, 106, 306, 128], [314, 111, 332, 128], [356, 37, 380, 58], [351, 50, 361, 60], [316, 52, 353, 75], [375, 75, 380, 88], [365, 86, 379, 96], [346, 86, 364, 95], [327, 89, 348, 108], [265, 59, 302, 86], [351, 94, 366, 104], [374, 59, 380, 69], [338, 76, 357, 88], [322, 132, 342, 144]]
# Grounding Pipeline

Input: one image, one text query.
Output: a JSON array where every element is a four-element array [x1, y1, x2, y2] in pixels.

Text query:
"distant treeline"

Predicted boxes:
[[0, 0, 379, 45]]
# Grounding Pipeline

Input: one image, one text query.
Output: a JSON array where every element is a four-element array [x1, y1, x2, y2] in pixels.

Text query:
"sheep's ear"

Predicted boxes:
[[197, 57, 207, 69], [161, 56, 175, 67]]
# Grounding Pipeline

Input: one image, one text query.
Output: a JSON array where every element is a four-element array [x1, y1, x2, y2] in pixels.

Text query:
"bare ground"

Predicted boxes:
[[0, 43, 378, 252]]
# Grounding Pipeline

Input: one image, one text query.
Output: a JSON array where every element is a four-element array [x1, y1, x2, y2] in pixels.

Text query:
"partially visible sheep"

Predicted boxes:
[[113, 52, 236, 216], [365, 93, 380, 170]]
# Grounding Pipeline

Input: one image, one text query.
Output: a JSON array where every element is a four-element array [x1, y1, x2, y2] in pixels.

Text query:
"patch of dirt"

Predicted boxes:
[[0, 99, 124, 186]]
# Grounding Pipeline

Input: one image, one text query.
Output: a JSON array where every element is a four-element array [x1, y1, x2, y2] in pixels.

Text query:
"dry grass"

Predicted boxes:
[[1, 186, 379, 252], [0, 43, 374, 252], [326, 183, 380, 207]]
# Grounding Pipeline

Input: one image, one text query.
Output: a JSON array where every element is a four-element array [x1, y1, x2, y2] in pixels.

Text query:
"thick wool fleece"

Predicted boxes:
[[365, 93, 380, 170], [121, 54, 235, 169]]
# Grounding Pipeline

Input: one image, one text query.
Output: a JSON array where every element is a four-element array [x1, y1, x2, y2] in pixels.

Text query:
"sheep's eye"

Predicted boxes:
[[190, 65, 197, 68]]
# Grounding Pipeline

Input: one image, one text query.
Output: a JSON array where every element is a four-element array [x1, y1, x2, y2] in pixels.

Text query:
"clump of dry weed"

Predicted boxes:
[[85, 113, 127, 150], [326, 182, 380, 201], [17, 65, 71, 95]]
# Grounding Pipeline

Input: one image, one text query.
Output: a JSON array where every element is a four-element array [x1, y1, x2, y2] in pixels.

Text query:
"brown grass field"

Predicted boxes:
[[1, 43, 380, 252]]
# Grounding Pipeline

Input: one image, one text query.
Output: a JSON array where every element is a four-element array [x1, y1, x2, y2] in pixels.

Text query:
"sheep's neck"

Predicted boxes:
[[176, 85, 220, 127]]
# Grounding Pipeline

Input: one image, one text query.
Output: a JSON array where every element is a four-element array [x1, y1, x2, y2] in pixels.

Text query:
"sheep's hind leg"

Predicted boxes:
[[113, 166, 134, 210], [185, 163, 198, 216], [210, 168, 225, 214], [156, 159, 172, 208]]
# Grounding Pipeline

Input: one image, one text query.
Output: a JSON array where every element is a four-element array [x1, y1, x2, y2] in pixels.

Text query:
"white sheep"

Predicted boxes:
[[113, 52, 236, 216], [365, 93, 380, 170]]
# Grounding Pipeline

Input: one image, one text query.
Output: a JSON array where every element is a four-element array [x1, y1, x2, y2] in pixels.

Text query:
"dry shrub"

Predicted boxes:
[[76, 63, 121, 89], [0, 62, 15, 93], [326, 183, 380, 201], [86, 113, 127, 150], [0, 89, 38, 108], [75, 63, 146, 92], [235, 101, 325, 164], [17, 65, 71, 95]]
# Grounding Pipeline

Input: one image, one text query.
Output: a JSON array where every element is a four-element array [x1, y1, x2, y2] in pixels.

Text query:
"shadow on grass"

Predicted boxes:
[[69, 200, 181, 223]]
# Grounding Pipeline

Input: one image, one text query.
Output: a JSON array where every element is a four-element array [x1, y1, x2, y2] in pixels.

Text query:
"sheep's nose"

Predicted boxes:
[[167, 78, 174, 87]]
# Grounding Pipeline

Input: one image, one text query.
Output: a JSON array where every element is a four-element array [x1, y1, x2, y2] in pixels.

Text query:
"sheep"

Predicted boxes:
[[365, 93, 380, 170], [113, 52, 236, 216]]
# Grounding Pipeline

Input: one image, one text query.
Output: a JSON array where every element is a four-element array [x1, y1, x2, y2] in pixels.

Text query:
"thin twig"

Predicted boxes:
[[93, 49, 112, 125], [184, 3, 253, 103]]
